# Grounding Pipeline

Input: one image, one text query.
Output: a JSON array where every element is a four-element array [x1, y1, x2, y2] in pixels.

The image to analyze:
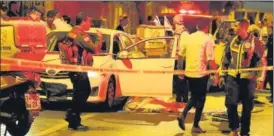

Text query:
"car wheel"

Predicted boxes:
[[104, 77, 116, 109]]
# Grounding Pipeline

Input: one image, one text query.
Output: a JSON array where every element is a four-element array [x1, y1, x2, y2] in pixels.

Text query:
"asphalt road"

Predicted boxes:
[[1, 92, 273, 136]]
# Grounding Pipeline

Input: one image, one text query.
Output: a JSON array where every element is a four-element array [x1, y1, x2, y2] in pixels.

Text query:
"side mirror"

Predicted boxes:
[[117, 50, 128, 59]]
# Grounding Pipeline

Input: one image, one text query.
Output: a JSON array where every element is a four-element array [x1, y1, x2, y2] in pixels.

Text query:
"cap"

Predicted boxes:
[[47, 9, 58, 17]]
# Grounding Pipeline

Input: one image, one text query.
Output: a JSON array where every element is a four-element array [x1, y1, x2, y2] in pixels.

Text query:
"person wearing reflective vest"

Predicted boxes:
[[219, 19, 267, 136], [59, 12, 103, 131]]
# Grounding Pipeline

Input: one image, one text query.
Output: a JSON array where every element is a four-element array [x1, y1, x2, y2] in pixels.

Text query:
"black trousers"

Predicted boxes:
[[225, 75, 256, 135], [67, 72, 91, 126], [181, 75, 209, 127], [174, 75, 189, 102], [266, 59, 273, 99]]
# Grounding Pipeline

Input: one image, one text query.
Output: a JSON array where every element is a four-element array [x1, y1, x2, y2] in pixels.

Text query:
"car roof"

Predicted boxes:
[[48, 27, 126, 35]]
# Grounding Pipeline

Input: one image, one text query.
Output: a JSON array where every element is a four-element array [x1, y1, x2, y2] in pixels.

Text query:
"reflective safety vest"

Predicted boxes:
[[223, 35, 266, 79]]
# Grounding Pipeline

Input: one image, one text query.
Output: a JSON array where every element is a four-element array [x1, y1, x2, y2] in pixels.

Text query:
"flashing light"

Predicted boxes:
[[179, 9, 198, 15], [188, 10, 196, 14], [179, 9, 187, 14]]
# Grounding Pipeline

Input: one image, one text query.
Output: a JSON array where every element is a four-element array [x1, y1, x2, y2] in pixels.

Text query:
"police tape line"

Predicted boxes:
[[1, 57, 273, 74]]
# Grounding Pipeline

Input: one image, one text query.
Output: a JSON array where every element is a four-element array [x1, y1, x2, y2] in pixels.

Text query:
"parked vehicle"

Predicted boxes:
[[0, 18, 47, 136]]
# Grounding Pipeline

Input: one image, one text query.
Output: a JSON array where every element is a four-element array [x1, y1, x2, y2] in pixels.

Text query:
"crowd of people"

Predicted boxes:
[[173, 14, 273, 136]]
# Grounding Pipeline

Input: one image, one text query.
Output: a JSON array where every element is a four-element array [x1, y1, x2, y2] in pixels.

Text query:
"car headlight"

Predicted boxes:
[[88, 71, 100, 78]]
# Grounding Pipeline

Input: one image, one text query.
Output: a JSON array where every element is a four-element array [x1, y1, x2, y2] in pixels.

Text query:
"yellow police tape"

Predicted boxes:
[[0, 57, 273, 74]]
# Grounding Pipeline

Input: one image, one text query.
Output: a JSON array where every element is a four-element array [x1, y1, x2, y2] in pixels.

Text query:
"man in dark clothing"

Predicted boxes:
[[116, 16, 129, 32], [172, 14, 189, 103], [265, 26, 273, 102], [6, 1, 19, 17], [220, 19, 267, 136], [46, 9, 59, 31], [59, 12, 103, 131]]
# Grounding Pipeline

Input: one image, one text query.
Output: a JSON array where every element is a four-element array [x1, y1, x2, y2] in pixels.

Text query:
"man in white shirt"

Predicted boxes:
[[177, 19, 219, 133]]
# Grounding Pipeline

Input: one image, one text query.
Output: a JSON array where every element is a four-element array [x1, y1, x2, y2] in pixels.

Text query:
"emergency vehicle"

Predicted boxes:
[[0, 17, 47, 135]]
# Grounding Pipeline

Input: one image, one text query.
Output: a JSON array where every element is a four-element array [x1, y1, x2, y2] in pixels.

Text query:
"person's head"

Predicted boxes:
[[237, 19, 249, 39], [147, 16, 153, 21], [9, 1, 18, 12], [263, 18, 268, 25], [76, 12, 92, 31], [196, 19, 209, 33], [47, 9, 59, 24], [28, 7, 43, 20], [173, 14, 186, 32], [62, 15, 71, 24], [173, 14, 184, 26], [0, 3, 8, 17], [120, 16, 129, 27]]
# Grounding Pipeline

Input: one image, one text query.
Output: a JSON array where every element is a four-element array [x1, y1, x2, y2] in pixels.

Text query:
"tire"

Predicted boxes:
[[103, 77, 116, 109], [5, 110, 32, 136]]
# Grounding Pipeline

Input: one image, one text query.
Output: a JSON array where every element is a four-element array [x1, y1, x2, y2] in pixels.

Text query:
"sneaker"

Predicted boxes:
[[191, 126, 206, 133], [177, 117, 185, 130], [68, 124, 89, 131]]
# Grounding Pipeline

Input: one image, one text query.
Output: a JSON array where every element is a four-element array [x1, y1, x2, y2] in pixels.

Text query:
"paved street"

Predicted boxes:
[[1, 92, 272, 136]]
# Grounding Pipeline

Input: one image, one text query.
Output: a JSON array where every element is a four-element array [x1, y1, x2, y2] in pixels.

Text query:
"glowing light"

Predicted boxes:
[[179, 9, 187, 14], [188, 10, 196, 14]]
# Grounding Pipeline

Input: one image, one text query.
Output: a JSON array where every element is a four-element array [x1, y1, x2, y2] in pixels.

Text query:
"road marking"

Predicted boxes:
[[36, 114, 95, 136]]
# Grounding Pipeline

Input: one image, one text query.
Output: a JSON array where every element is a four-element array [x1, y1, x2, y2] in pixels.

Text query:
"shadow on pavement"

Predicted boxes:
[[41, 99, 127, 113], [88, 112, 208, 126]]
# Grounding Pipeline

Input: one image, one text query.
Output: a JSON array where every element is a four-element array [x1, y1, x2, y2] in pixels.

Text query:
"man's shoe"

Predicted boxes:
[[191, 126, 206, 133], [177, 117, 185, 130], [68, 124, 89, 131], [229, 130, 239, 136]]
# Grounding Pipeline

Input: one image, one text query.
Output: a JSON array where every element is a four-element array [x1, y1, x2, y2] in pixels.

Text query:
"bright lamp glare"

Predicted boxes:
[[188, 10, 196, 14], [179, 9, 187, 14]]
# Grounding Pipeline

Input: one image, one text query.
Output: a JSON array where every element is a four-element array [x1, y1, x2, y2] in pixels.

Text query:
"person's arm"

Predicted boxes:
[[254, 39, 267, 89], [206, 36, 219, 86], [76, 31, 103, 54]]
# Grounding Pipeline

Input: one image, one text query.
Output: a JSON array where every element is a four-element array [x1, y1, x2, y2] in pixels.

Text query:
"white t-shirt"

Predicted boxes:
[[179, 31, 215, 78]]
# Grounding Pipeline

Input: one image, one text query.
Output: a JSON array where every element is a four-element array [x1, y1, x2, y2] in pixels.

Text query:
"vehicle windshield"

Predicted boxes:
[[124, 37, 175, 59], [46, 32, 111, 56]]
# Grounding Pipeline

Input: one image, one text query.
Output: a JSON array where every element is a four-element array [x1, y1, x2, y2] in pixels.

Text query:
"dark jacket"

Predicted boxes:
[[116, 25, 124, 31], [266, 34, 273, 65], [59, 26, 102, 66]]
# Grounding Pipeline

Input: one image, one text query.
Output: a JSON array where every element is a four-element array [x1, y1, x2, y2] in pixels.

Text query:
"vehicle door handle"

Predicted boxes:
[[161, 65, 173, 68]]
